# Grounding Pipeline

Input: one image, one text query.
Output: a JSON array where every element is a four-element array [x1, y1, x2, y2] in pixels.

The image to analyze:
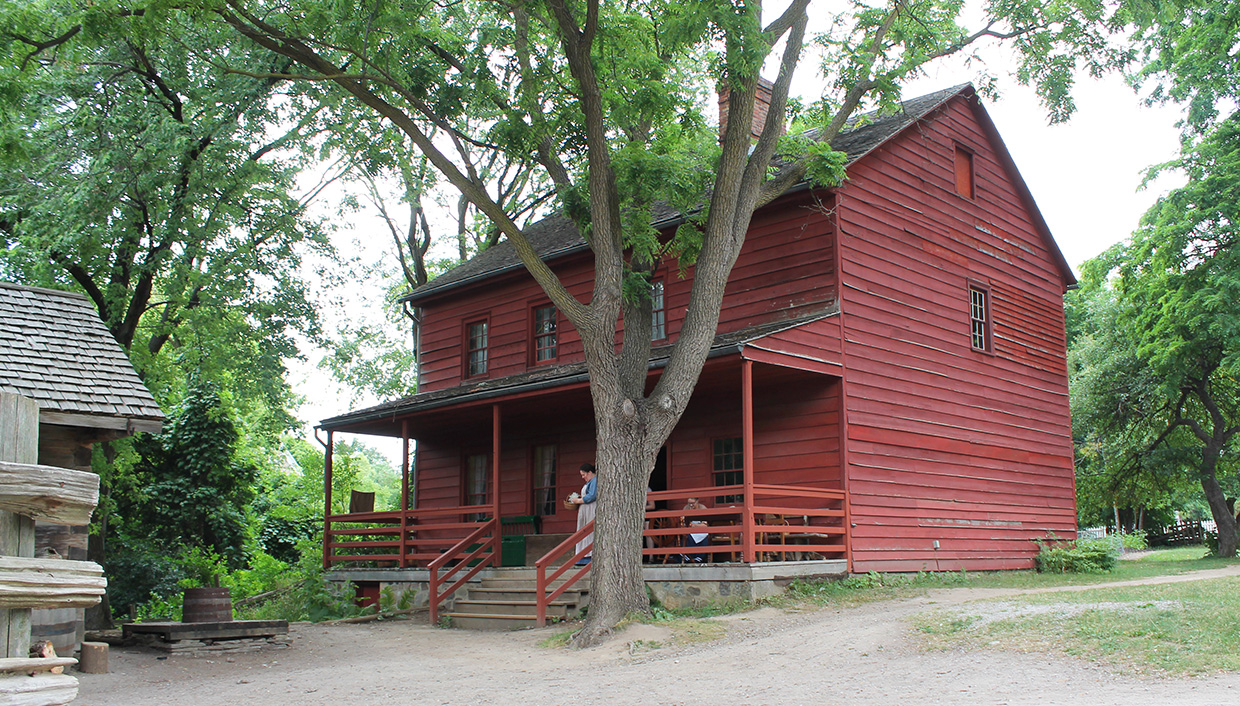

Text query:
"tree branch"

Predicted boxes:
[[13, 26, 81, 70]]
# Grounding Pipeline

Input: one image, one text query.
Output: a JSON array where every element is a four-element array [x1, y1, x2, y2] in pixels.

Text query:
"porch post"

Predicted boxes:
[[742, 359, 756, 563], [491, 404, 502, 560], [322, 429, 335, 570], [400, 419, 410, 568]]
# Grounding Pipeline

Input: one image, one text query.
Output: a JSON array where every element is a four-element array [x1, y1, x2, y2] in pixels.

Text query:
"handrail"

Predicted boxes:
[[640, 483, 848, 564], [534, 520, 594, 626], [324, 482, 850, 572], [427, 517, 498, 625], [324, 502, 495, 568]]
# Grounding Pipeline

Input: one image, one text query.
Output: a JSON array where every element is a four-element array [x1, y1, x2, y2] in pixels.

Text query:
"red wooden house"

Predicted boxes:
[[319, 84, 1076, 604]]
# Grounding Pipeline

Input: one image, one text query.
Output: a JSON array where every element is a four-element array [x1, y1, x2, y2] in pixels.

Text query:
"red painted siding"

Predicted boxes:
[[414, 194, 837, 392], [837, 97, 1075, 573]]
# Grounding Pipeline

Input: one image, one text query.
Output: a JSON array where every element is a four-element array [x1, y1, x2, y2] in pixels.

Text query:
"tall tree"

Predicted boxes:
[[0, 2, 330, 387], [0, 2, 336, 624], [1072, 115, 1240, 556], [323, 105, 550, 400], [1065, 0, 1240, 555], [206, 0, 1111, 644], [123, 380, 259, 565]]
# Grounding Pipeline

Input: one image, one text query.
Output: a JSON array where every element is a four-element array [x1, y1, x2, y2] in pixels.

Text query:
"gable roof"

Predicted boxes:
[[402, 85, 971, 305], [0, 282, 164, 433]]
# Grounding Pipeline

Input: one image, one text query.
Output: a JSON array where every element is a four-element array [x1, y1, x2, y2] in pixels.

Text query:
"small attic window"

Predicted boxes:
[[954, 145, 975, 199]]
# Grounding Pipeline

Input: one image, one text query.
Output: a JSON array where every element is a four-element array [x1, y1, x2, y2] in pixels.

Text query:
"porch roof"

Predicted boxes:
[[321, 307, 839, 436]]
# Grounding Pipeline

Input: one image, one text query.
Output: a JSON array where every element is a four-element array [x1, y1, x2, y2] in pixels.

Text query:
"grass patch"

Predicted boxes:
[[1133, 546, 1212, 562], [660, 617, 728, 645], [538, 629, 577, 648], [771, 548, 1236, 610], [916, 575, 1240, 675]]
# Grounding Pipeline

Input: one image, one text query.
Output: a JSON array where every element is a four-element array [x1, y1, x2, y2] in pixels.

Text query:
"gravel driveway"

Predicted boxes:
[[75, 565, 1240, 706]]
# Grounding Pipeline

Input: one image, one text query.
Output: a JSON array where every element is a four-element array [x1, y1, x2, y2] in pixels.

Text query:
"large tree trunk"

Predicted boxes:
[[1200, 465, 1238, 557], [570, 385, 673, 647]]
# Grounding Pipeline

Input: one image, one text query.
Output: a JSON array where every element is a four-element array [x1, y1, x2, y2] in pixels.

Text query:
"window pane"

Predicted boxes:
[[534, 305, 557, 362], [651, 281, 666, 341], [468, 321, 488, 375], [466, 454, 489, 505], [712, 437, 743, 502], [969, 287, 989, 351], [532, 444, 557, 516], [955, 147, 974, 198]]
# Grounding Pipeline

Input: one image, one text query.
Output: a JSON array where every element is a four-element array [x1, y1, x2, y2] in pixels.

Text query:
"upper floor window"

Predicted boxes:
[[713, 437, 743, 503], [969, 284, 992, 352], [651, 280, 666, 341], [533, 305, 558, 363], [954, 145, 975, 199], [532, 444, 557, 517], [466, 320, 488, 377]]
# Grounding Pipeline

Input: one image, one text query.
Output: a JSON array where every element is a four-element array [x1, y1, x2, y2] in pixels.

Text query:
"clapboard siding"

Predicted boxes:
[[414, 194, 836, 392], [743, 315, 843, 368], [839, 97, 1074, 573]]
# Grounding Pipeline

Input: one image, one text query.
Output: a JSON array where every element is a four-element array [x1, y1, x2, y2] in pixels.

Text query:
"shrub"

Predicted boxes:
[[1118, 530, 1148, 551], [1034, 537, 1117, 573]]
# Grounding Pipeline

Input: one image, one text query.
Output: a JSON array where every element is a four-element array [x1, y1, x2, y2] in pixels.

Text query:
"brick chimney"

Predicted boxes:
[[718, 77, 778, 142]]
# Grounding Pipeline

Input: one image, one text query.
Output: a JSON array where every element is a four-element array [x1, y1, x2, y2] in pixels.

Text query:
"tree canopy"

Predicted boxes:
[[1066, 0, 1240, 555]]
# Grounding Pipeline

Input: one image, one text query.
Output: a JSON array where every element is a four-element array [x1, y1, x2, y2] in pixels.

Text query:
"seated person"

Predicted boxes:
[[681, 497, 710, 563]]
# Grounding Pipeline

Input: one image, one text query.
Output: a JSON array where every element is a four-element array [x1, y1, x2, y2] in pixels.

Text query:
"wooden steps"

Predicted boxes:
[[445, 568, 589, 630]]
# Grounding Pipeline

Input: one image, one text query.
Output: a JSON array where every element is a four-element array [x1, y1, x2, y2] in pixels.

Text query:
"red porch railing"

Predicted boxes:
[[530, 482, 849, 625], [534, 521, 594, 626], [640, 484, 848, 564], [427, 518, 499, 625], [324, 503, 498, 568], [325, 483, 849, 626]]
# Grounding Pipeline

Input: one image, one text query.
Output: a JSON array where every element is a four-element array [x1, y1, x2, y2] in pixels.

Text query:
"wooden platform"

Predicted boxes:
[[121, 620, 288, 642]]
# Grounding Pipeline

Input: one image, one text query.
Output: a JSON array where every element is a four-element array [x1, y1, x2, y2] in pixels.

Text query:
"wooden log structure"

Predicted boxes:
[[0, 463, 99, 527], [0, 393, 104, 705], [0, 558, 105, 610]]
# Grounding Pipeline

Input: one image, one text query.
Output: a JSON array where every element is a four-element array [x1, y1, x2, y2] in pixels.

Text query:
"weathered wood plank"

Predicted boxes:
[[0, 462, 100, 526], [123, 619, 289, 642], [0, 557, 105, 610], [0, 673, 77, 706], [0, 658, 76, 675], [0, 393, 38, 660]]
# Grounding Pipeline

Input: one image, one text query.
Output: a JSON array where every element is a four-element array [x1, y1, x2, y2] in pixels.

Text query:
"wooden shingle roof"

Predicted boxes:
[[0, 282, 164, 433]]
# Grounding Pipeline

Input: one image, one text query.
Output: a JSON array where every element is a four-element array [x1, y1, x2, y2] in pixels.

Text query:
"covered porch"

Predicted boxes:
[[318, 321, 851, 620]]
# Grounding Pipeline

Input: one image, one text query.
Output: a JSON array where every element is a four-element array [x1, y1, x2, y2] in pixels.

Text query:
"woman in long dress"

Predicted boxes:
[[571, 463, 597, 565]]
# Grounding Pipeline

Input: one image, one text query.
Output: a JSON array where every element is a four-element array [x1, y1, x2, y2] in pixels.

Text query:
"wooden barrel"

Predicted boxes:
[[181, 587, 232, 623]]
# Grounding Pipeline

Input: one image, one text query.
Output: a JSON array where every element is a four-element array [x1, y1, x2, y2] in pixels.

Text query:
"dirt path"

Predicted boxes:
[[76, 566, 1240, 706]]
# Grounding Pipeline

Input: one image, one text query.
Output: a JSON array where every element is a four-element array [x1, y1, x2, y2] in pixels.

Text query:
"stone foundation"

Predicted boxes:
[[329, 559, 847, 613]]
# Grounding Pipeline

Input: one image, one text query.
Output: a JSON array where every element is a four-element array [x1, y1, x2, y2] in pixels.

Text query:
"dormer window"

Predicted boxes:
[[954, 145, 975, 199], [533, 304, 558, 363], [466, 320, 488, 376]]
